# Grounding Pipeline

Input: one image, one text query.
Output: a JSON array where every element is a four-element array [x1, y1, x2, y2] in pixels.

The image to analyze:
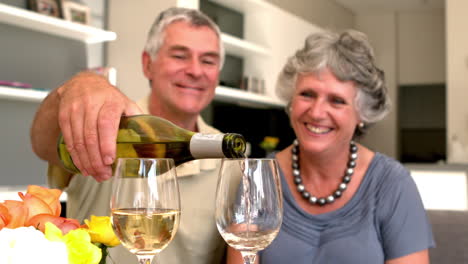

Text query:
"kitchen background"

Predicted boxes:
[[0, 0, 466, 185], [2, 1, 468, 262]]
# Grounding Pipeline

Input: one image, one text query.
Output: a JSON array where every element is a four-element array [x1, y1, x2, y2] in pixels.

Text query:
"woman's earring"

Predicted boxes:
[[358, 122, 365, 128]]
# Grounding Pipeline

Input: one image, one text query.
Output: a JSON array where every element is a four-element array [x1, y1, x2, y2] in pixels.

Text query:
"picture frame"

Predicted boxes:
[[28, 0, 62, 18], [62, 1, 91, 25]]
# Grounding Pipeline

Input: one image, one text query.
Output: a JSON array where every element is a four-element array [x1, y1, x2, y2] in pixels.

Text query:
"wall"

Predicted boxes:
[[345, 9, 445, 159], [107, 0, 177, 101], [265, 0, 354, 31], [446, 0, 468, 163], [355, 13, 398, 158], [398, 10, 445, 85]]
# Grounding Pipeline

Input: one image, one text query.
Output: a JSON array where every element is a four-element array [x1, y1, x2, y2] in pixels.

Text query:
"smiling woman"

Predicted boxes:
[[224, 29, 434, 264]]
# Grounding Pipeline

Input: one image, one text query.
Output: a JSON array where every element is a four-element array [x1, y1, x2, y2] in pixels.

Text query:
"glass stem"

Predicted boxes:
[[241, 252, 257, 264], [136, 255, 154, 264]]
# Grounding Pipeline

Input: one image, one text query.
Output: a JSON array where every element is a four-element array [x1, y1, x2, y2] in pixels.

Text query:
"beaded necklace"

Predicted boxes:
[[291, 139, 358, 206]]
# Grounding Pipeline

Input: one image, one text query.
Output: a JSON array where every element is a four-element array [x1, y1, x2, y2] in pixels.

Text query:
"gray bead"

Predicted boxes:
[[343, 175, 351, 183], [293, 169, 300, 177], [350, 153, 358, 160], [318, 198, 326, 206], [294, 176, 302, 184], [297, 184, 305, 192], [309, 196, 318, 204], [302, 191, 310, 199], [339, 183, 347, 191], [334, 190, 342, 197], [327, 195, 335, 203], [292, 154, 298, 161], [292, 146, 298, 154], [346, 168, 354, 176]]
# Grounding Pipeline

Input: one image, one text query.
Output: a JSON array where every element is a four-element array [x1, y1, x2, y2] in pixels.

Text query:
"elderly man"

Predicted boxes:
[[31, 7, 227, 264]]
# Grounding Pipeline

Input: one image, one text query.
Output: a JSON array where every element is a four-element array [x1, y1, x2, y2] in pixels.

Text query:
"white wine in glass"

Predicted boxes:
[[111, 158, 181, 264], [215, 158, 283, 264]]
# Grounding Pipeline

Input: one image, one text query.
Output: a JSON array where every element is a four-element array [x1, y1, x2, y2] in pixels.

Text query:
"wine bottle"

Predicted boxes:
[[57, 115, 247, 173]]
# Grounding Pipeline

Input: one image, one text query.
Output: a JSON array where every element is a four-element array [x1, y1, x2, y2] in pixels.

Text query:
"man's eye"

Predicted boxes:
[[201, 58, 218, 65], [171, 54, 186, 59], [300, 91, 314, 98]]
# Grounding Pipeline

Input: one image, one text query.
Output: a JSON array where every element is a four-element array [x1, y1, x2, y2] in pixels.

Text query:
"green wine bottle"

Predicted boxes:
[[57, 115, 247, 173]]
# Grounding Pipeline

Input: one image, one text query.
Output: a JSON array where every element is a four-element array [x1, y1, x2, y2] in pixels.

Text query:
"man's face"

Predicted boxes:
[[143, 20, 221, 116]]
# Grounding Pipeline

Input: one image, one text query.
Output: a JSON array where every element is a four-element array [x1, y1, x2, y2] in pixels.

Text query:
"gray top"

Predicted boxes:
[[259, 153, 435, 263]]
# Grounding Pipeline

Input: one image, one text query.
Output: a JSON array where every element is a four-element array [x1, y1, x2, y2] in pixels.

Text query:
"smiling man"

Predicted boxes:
[[30, 7, 227, 264]]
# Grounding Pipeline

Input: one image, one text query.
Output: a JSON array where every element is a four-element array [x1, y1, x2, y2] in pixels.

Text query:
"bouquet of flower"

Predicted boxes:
[[0, 185, 120, 264], [259, 136, 280, 155]]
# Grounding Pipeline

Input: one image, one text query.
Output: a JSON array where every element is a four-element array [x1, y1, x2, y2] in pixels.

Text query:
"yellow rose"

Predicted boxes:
[[84, 215, 121, 247], [45, 222, 102, 264]]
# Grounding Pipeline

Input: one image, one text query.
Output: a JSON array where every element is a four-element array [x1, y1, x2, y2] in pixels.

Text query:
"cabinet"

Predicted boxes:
[[0, 2, 116, 101], [181, 0, 285, 108], [0, 2, 115, 186]]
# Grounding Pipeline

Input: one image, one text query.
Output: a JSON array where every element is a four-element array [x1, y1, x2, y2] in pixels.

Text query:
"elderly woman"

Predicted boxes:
[[227, 29, 435, 264]]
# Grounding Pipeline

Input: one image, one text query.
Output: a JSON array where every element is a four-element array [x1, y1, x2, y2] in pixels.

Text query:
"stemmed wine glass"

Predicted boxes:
[[110, 158, 181, 264], [215, 158, 283, 264]]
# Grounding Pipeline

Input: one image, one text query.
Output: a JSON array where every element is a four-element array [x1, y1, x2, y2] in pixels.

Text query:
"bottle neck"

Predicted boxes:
[[189, 133, 226, 158]]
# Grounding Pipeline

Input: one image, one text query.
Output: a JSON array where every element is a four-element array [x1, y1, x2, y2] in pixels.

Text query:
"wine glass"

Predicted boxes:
[[215, 158, 283, 264], [110, 158, 181, 264]]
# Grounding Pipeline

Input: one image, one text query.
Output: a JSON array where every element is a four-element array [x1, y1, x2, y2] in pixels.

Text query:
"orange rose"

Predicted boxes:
[[0, 204, 10, 229], [27, 214, 80, 234], [19, 185, 62, 218], [2, 200, 28, 228], [0, 185, 63, 230]]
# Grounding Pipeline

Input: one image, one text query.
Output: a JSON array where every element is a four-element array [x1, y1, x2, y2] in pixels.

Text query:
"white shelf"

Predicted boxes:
[[221, 33, 270, 57], [0, 85, 286, 108], [0, 3, 116, 44], [215, 86, 285, 108], [0, 86, 48, 103]]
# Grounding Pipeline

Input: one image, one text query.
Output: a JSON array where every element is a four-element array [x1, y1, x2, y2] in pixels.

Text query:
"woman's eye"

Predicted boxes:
[[332, 97, 346, 104]]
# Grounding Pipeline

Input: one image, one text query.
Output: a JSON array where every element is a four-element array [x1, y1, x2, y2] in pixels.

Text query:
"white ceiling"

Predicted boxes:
[[333, 0, 445, 14]]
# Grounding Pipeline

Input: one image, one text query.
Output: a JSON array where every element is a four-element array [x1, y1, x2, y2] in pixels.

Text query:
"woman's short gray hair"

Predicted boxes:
[[276, 29, 391, 136], [143, 7, 225, 68]]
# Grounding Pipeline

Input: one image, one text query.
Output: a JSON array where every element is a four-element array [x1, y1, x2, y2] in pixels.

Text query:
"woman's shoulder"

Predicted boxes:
[[369, 152, 411, 180], [366, 152, 419, 206]]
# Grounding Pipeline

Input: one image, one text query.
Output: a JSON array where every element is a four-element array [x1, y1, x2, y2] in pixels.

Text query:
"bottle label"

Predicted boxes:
[[190, 133, 225, 158]]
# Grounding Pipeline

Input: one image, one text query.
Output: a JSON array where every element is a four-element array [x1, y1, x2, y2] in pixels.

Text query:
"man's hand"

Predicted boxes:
[[56, 71, 142, 182]]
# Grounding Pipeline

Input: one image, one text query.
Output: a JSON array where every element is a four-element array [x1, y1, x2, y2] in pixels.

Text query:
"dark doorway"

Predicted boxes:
[[398, 84, 446, 163]]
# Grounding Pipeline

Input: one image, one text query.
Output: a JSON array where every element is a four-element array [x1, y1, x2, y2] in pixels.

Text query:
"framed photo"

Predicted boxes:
[[28, 0, 62, 18], [62, 1, 91, 25]]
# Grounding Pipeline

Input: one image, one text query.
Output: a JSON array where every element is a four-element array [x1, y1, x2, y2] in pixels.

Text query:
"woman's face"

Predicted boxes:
[[290, 68, 361, 155]]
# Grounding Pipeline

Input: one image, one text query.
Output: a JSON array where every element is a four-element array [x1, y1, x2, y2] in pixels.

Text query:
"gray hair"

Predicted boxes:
[[143, 7, 225, 68], [276, 29, 391, 137]]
